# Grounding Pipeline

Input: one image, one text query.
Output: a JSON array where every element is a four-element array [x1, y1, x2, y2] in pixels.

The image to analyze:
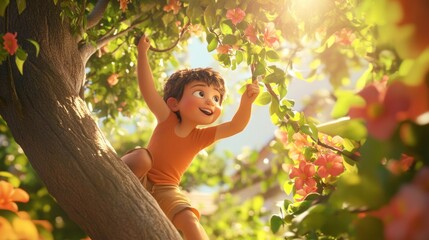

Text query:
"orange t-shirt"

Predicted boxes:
[[147, 112, 217, 185]]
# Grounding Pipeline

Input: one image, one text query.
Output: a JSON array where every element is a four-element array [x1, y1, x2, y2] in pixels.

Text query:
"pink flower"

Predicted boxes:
[[163, 0, 181, 15], [289, 160, 318, 199], [263, 22, 279, 48], [335, 28, 356, 46], [349, 79, 411, 140], [107, 73, 119, 87], [216, 45, 232, 54], [226, 8, 246, 26], [314, 153, 344, 178], [3, 32, 18, 55], [369, 168, 429, 240], [244, 24, 258, 44]]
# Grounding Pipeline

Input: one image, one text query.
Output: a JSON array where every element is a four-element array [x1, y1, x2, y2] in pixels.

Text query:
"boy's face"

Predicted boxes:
[[177, 81, 222, 125]]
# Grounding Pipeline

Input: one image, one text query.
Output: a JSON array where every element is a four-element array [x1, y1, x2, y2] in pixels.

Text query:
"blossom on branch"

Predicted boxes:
[[263, 22, 279, 48], [216, 44, 232, 54], [226, 8, 246, 26], [289, 160, 318, 200], [244, 24, 258, 44], [314, 152, 344, 179], [2, 32, 18, 55], [163, 0, 181, 15], [335, 28, 356, 46]]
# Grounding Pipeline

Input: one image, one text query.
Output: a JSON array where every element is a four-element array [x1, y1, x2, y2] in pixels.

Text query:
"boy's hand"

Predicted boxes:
[[137, 35, 151, 54], [244, 79, 260, 102]]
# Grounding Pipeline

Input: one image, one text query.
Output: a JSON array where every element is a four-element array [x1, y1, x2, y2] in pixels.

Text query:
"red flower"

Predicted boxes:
[[163, 0, 181, 15], [226, 8, 246, 26], [314, 152, 344, 178], [289, 160, 317, 199], [244, 24, 258, 44], [263, 22, 279, 48], [349, 79, 411, 140], [3, 32, 18, 55], [396, 0, 429, 53]]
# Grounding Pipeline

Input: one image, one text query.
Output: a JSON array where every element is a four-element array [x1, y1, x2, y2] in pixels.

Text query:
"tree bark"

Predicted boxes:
[[0, 1, 181, 239]]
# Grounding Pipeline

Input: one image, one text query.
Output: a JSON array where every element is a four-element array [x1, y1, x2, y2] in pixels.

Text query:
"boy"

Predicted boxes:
[[122, 36, 260, 239]]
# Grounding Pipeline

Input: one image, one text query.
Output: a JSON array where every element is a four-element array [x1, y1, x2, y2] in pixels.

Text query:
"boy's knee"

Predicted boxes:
[[121, 149, 152, 177]]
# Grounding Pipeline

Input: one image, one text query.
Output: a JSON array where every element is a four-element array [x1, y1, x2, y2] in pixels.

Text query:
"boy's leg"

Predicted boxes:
[[121, 148, 152, 179], [172, 209, 209, 240]]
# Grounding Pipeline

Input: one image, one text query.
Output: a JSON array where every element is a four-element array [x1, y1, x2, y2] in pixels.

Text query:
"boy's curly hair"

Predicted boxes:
[[163, 67, 226, 103], [163, 68, 226, 121]]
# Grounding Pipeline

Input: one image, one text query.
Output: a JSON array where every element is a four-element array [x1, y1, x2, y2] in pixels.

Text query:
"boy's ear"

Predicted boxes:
[[166, 97, 179, 111]]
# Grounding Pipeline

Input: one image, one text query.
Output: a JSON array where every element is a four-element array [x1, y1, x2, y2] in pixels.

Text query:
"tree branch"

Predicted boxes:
[[144, 22, 189, 52], [86, 0, 110, 30]]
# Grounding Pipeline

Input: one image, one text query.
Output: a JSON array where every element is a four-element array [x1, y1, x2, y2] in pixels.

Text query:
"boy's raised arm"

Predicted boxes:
[[214, 79, 260, 141], [136, 36, 170, 122]]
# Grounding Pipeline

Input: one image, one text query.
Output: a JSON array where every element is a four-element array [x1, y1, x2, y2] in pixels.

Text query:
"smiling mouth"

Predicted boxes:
[[199, 108, 213, 116]]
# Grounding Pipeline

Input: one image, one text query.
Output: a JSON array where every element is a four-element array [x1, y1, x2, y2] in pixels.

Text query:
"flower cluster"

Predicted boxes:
[[216, 7, 280, 55], [276, 131, 346, 200]]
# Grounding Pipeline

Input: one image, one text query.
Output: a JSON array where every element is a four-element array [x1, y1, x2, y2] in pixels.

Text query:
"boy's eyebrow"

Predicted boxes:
[[189, 82, 222, 95], [189, 83, 209, 88]]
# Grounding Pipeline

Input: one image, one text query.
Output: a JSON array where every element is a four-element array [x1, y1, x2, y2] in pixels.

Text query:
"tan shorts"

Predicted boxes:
[[143, 178, 200, 221], [125, 147, 199, 221]]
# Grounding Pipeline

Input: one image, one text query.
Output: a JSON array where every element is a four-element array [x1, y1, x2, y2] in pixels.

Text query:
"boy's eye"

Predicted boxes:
[[193, 90, 204, 98], [213, 96, 220, 103]]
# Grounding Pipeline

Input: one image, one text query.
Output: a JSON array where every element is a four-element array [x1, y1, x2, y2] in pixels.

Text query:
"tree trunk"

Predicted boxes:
[[0, 1, 181, 239]]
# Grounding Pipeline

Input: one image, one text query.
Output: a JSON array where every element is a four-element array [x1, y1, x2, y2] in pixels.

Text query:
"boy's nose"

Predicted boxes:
[[205, 98, 214, 105]]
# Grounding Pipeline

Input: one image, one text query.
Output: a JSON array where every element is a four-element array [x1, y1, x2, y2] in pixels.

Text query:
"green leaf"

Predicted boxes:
[[27, 39, 40, 57], [222, 34, 237, 45], [15, 48, 28, 75], [326, 34, 336, 48], [0, 171, 21, 187], [331, 90, 365, 118], [255, 91, 271, 105], [220, 20, 233, 35], [0, 0, 9, 17], [16, 0, 26, 14], [283, 180, 293, 195], [206, 33, 218, 52], [270, 215, 283, 233], [317, 117, 367, 141], [203, 4, 216, 27], [300, 123, 318, 141], [266, 50, 279, 61], [253, 62, 266, 76], [235, 50, 243, 64]]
